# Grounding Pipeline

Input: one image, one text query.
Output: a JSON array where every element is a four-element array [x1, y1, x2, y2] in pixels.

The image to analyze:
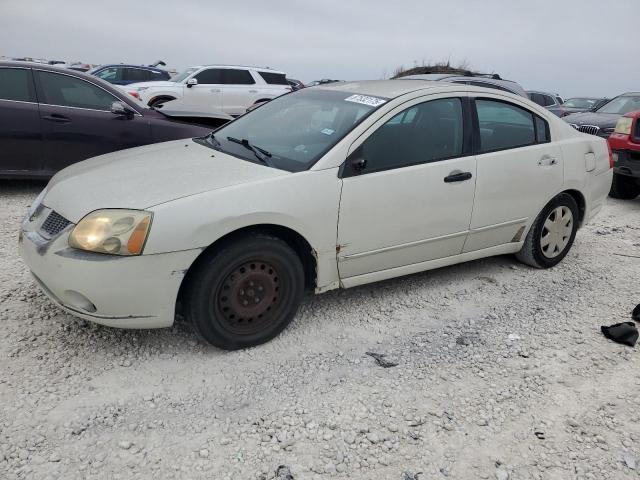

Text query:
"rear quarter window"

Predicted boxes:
[[258, 71, 288, 85], [0, 68, 36, 102]]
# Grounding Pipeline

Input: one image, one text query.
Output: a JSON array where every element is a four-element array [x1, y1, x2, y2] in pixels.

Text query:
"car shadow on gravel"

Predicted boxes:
[[40, 253, 524, 358]]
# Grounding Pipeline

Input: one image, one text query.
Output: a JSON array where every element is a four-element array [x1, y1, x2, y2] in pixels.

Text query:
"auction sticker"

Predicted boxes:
[[344, 94, 387, 107]]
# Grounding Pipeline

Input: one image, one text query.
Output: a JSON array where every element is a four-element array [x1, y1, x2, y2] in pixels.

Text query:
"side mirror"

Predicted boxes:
[[186, 78, 198, 88], [110, 101, 133, 117], [345, 147, 367, 175]]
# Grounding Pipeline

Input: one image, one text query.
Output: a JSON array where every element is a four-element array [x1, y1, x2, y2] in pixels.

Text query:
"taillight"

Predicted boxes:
[[607, 142, 614, 169], [128, 91, 140, 100]]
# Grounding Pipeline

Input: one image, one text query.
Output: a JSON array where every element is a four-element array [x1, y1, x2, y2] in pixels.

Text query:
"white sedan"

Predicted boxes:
[[19, 80, 613, 350]]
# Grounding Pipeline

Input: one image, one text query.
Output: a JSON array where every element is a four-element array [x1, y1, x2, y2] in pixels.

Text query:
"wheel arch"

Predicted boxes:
[[176, 224, 317, 315], [148, 94, 176, 107], [561, 189, 586, 226]]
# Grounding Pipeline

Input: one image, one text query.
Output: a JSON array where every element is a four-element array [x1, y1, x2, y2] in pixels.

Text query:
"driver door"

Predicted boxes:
[[337, 96, 477, 280], [183, 68, 224, 114]]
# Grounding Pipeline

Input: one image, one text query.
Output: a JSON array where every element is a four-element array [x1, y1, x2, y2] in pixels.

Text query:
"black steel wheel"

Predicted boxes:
[[184, 233, 304, 350]]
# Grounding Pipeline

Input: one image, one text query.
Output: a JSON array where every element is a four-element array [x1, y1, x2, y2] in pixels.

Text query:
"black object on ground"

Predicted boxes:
[[276, 465, 294, 480], [601, 322, 638, 347], [365, 351, 399, 368], [633, 304, 640, 322]]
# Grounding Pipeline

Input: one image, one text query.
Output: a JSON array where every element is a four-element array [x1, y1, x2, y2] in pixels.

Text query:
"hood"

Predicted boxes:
[[44, 140, 288, 223], [563, 111, 620, 129], [126, 81, 178, 89]]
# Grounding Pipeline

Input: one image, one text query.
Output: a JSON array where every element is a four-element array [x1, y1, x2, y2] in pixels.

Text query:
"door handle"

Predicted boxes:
[[444, 171, 472, 183], [248, 89, 258, 93], [210, 89, 221, 93], [538, 155, 558, 166], [42, 114, 71, 123]]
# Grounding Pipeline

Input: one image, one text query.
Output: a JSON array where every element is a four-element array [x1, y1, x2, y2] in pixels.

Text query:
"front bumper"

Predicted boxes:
[[19, 207, 201, 329], [612, 149, 640, 178]]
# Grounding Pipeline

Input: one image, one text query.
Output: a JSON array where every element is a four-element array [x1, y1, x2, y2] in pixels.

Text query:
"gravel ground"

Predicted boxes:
[[1, 180, 639, 480]]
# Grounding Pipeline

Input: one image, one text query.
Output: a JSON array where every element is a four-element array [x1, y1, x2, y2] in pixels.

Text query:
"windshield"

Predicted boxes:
[[199, 89, 387, 172], [596, 95, 640, 115], [563, 98, 598, 109], [171, 68, 198, 83]]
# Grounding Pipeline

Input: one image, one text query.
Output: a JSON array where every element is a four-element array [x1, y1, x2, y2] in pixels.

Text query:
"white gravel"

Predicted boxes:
[[1, 180, 639, 480]]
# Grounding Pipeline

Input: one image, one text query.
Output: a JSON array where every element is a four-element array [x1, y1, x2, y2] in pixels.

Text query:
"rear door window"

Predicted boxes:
[[220, 69, 255, 85], [36, 71, 118, 111], [0, 67, 36, 102], [124, 68, 155, 82], [476, 99, 536, 152]]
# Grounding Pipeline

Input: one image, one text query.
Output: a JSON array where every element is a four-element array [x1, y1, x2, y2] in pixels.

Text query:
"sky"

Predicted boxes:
[[1, 0, 638, 98]]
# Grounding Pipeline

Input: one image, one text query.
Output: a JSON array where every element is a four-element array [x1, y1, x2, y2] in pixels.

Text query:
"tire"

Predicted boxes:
[[516, 193, 579, 269], [184, 233, 305, 350], [148, 96, 175, 108], [609, 173, 640, 200]]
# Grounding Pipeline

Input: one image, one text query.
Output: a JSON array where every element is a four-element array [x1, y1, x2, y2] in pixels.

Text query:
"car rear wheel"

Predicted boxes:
[[609, 173, 640, 200], [516, 193, 579, 269], [184, 233, 305, 350]]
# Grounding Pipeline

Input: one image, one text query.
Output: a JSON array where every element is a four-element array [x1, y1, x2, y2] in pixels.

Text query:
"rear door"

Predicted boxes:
[[464, 97, 563, 252], [0, 66, 42, 174], [220, 69, 258, 115], [34, 70, 152, 174]]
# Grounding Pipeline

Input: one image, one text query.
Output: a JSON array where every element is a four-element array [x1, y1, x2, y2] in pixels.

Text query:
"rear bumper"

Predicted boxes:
[[19, 208, 201, 329], [585, 168, 613, 224]]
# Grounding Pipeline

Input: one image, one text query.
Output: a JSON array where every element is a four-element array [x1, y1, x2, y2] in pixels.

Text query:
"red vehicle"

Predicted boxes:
[[608, 110, 640, 199]]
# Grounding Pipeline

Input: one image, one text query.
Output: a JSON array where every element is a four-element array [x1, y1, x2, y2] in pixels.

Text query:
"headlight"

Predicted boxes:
[[614, 117, 632, 135], [69, 209, 152, 256]]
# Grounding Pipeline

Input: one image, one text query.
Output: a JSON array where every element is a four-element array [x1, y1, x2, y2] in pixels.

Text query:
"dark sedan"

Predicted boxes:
[[0, 62, 228, 179], [563, 92, 640, 139], [561, 97, 606, 115]]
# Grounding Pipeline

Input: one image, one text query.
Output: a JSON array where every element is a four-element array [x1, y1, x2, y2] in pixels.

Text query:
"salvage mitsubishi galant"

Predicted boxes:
[[19, 80, 613, 349]]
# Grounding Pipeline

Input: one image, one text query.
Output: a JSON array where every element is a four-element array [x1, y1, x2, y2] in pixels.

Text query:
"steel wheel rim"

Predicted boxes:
[[540, 206, 573, 259], [216, 260, 281, 335]]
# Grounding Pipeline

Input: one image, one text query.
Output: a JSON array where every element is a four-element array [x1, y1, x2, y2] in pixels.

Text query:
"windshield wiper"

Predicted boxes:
[[208, 133, 222, 148], [226, 136, 274, 167]]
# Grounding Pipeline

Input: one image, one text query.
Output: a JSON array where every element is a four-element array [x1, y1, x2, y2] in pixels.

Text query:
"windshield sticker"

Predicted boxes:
[[321, 128, 335, 136], [344, 94, 387, 107]]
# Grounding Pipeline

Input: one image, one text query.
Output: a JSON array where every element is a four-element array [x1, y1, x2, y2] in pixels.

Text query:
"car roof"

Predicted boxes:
[[94, 64, 167, 71], [0, 61, 144, 109], [192, 65, 286, 74], [313, 79, 468, 99]]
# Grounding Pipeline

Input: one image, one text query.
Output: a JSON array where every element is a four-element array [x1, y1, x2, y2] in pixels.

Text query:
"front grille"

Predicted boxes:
[[40, 211, 71, 238], [576, 124, 600, 136]]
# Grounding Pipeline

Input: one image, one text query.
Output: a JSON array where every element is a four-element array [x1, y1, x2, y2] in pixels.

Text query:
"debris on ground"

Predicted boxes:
[[276, 465, 294, 479], [365, 351, 399, 368], [601, 322, 638, 347]]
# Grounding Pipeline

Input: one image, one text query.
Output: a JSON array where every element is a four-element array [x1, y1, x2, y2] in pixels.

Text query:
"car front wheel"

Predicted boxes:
[[184, 233, 305, 350], [516, 193, 579, 268]]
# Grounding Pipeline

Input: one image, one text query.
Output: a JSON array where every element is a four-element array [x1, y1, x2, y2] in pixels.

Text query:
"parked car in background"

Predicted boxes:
[[608, 110, 640, 199], [123, 65, 291, 115], [400, 73, 527, 97], [561, 97, 606, 115], [564, 92, 640, 139], [527, 91, 565, 116], [19, 80, 612, 350], [0, 62, 230, 178], [90, 64, 171, 85], [287, 78, 305, 91]]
